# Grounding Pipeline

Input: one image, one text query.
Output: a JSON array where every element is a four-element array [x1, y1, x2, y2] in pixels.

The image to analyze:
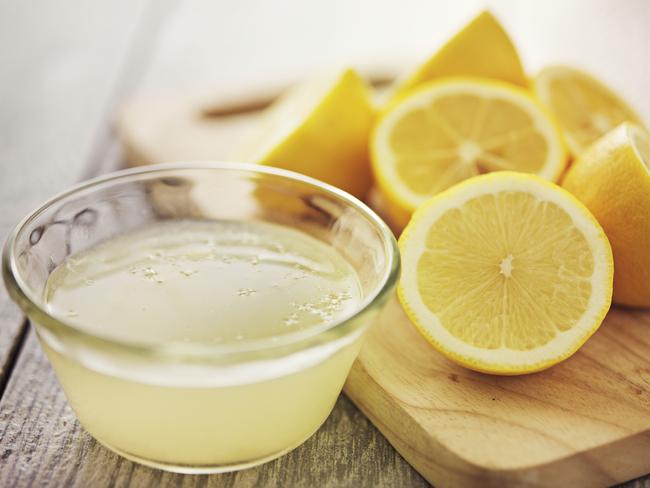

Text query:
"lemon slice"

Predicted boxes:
[[563, 123, 650, 307], [241, 68, 375, 199], [391, 11, 526, 101], [398, 172, 613, 374], [534, 65, 643, 156], [372, 78, 567, 229]]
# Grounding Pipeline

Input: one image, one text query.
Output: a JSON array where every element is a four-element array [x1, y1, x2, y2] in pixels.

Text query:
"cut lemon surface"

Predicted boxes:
[[398, 172, 613, 374], [563, 123, 650, 307], [391, 11, 526, 101], [372, 78, 567, 230], [240, 68, 375, 199], [534, 65, 643, 156]]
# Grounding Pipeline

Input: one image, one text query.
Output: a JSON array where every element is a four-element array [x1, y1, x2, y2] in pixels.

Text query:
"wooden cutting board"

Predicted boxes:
[[118, 92, 650, 488], [346, 296, 650, 488]]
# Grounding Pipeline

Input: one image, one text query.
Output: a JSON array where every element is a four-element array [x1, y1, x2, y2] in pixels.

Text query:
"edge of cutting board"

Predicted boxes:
[[344, 296, 650, 488]]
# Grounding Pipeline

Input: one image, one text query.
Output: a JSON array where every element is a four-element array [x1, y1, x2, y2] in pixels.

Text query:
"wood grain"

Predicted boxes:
[[345, 296, 650, 487], [0, 329, 429, 488]]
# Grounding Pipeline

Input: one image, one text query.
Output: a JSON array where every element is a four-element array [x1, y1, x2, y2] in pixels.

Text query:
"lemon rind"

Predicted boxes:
[[392, 10, 527, 99], [398, 171, 613, 375], [372, 77, 568, 217]]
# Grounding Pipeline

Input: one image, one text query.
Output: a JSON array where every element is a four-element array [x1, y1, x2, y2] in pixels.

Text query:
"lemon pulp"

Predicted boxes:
[[398, 172, 613, 374], [417, 191, 593, 350], [534, 65, 642, 155], [372, 79, 567, 229]]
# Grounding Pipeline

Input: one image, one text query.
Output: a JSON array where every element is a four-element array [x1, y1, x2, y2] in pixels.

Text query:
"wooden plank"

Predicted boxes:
[[0, 0, 151, 384], [0, 301, 25, 392], [629, 478, 650, 488], [0, 329, 429, 487]]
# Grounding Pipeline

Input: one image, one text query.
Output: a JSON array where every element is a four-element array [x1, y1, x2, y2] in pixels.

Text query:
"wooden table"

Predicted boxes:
[[0, 1, 648, 486]]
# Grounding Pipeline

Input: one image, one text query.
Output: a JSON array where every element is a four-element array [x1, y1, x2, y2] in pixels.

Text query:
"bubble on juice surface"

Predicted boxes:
[[283, 313, 299, 326], [282, 288, 355, 330], [236, 288, 256, 297]]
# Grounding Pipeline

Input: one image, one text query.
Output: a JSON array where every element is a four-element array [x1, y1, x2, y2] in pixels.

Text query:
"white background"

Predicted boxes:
[[138, 0, 650, 120]]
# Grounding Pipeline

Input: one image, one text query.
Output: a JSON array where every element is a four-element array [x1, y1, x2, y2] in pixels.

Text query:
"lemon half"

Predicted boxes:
[[372, 78, 567, 229], [534, 65, 642, 156], [398, 172, 613, 374]]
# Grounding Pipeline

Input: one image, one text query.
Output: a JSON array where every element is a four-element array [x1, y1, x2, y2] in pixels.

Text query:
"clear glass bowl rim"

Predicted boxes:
[[2, 162, 400, 363]]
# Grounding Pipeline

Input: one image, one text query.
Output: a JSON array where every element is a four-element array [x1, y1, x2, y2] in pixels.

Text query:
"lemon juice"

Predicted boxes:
[[42, 219, 365, 470]]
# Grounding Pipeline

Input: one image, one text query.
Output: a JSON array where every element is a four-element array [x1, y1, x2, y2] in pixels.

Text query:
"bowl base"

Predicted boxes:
[[90, 423, 324, 474]]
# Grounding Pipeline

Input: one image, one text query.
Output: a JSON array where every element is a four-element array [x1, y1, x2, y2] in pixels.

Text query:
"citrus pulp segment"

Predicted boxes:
[[372, 78, 567, 230], [398, 172, 613, 374], [534, 65, 642, 156]]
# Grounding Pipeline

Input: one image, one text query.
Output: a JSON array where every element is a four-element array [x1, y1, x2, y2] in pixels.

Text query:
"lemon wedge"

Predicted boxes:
[[563, 123, 650, 307], [398, 172, 613, 374], [372, 78, 567, 229], [391, 11, 526, 100], [534, 65, 642, 156], [241, 68, 375, 199]]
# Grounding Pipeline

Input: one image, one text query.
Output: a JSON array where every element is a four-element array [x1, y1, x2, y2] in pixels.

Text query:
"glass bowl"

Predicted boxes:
[[2, 162, 400, 473]]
